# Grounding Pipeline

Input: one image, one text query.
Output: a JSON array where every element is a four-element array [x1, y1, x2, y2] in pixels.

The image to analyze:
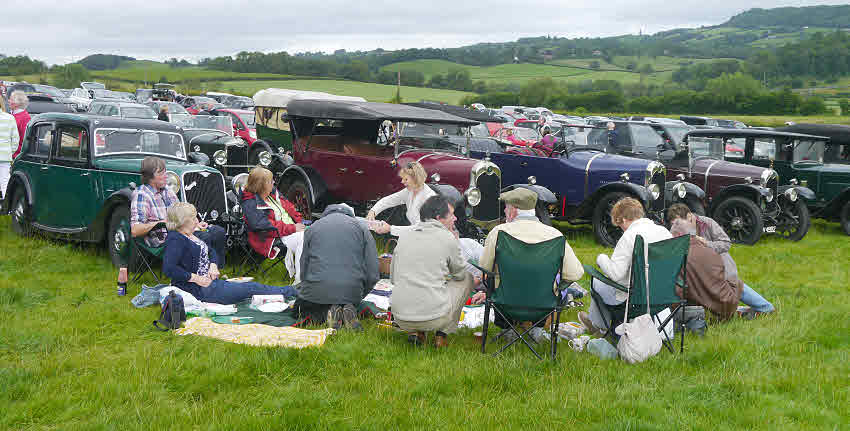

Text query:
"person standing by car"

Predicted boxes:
[[0, 97, 20, 199], [606, 121, 617, 150], [8, 91, 30, 159], [157, 105, 170, 122]]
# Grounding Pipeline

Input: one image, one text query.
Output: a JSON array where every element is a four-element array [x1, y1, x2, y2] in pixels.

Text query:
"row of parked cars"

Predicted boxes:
[[4, 87, 849, 271]]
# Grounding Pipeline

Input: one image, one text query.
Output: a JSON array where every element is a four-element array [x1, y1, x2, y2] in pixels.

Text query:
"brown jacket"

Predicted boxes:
[[678, 236, 743, 320]]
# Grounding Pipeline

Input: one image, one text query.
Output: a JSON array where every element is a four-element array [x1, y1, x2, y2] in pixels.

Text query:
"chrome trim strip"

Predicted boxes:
[[584, 153, 604, 198], [32, 223, 86, 234], [703, 160, 721, 194]]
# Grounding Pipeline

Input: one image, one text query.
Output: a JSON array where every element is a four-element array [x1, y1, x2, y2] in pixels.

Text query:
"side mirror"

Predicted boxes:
[[187, 152, 209, 166]]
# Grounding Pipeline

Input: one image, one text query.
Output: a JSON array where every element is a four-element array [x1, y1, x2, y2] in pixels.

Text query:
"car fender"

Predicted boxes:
[[816, 188, 850, 219], [778, 185, 815, 202], [665, 181, 705, 205], [710, 184, 764, 211], [278, 165, 327, 205], [500, 183, 557, 204], [250, 139, 273, 154], [5, 171, 33, 209], [428, 183, 462, 205]]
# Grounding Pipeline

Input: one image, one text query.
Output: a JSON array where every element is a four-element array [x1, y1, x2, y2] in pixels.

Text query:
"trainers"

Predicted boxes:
[[326, 305, 343, 330], [342, 304, 363, 332], [578, 311, 604, 337], [528, 327, 547, 344], [737, 307, 772, 320]]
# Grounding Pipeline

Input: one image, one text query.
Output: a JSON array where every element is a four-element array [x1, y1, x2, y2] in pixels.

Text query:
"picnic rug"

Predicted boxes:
[[175, 317, 335, 348]]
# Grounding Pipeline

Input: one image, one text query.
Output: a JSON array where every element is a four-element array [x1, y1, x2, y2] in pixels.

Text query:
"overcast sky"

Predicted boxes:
[[2, 0, 847, 65]]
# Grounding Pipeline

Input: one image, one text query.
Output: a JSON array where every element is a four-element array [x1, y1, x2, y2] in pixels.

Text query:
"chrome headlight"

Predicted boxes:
[[193, 145, 201, 152], [528, 176, 537, 185], [165, 171, 181, 195], [231, 173, 248, 192], [249, 130, 257, 139], [648, 183, 661, 200], [258, 150, 272, 166], [784, 188, 798, 202], [765, 189, 774, 203], [431, 172, 441, 183], [466, 187, 482, 207], [277, 147, 286, 154], [789, 178, 798, 186], [674, 183, 687, 199], [213, 150, 227, 166]]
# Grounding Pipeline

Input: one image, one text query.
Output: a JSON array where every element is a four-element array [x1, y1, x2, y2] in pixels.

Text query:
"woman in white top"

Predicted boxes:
[[366, 161, 436, 237], [0, 97, 20, 200]]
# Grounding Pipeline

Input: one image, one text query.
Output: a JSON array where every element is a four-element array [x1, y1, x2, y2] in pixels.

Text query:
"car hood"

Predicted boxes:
[[93, 157, 208, 174], [398, 151, 477, 192], [566, 150, 654, 174], [691, 158, 767, 179]]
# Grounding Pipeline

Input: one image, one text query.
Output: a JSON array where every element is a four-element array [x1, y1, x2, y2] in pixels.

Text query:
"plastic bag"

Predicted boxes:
[[615, 313, 663, 364]]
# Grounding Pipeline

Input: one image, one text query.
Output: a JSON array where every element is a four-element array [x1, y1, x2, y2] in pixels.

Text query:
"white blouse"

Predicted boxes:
[[370, 186, 437, 237]]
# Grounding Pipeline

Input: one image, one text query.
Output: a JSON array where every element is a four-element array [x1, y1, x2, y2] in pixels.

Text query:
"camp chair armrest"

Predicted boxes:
[[582, 264, 628, 293], [470, 261, 497, 294], [469, 261, 496, 278]]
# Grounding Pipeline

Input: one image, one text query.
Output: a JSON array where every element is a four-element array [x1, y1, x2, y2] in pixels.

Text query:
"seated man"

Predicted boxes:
[[666, 203, 775, 319], [579, 197, 672, 336], [130, 156, 226, 264], [669, 219, 743, 320], [479, 188, 584, 342], [391, 195, 474, 348], [294, 203, 379, 331]]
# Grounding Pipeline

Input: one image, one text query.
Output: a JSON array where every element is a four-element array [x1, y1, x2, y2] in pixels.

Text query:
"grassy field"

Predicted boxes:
[[90, 65, 295, 84], [0, 214, 847, 430], [222, 79, 475, 104], [557, 111, 850, 127]]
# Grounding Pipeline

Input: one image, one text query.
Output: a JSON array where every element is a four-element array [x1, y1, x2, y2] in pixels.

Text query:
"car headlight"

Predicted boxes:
[[249, 130, 257, 139], [213, 150, 227, 166], [648, 183, 661, 200], [674, 183, 687, 199], [165, 171, 181, 195], [231, 173, 248, 191], [784, 188, 798, 202], [465, 187, 482, 207], [765, 189, 774, 203], [258, 150, 272, 166]]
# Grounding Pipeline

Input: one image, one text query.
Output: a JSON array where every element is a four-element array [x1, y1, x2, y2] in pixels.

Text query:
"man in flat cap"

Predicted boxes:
[[477, 188, 584, 341]]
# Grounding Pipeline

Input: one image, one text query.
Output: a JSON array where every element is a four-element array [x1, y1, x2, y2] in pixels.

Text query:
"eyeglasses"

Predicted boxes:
[[406, 162, 414, 169]]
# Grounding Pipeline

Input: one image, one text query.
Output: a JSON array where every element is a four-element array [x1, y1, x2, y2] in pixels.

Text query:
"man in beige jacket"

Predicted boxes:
[[478, 188, 584, 341]]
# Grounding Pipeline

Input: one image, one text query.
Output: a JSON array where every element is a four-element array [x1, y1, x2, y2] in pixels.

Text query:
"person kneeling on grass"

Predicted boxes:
[[666, 203, 775, 319], [390, 195, 476, 348], [162, 202, 296, 305]]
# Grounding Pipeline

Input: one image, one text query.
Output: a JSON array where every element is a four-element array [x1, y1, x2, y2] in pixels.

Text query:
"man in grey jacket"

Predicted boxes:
[[295, 203, 379, 330]]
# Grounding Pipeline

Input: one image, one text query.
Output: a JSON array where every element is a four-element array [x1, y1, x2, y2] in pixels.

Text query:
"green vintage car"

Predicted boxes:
[[3, 113, 229, 266]]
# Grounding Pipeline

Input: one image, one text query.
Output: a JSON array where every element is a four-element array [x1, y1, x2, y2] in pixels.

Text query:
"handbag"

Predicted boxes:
[[153, 291, 186, 331]]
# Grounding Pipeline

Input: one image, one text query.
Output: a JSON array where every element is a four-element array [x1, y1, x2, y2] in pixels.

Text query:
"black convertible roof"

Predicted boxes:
[[286, 100, 479, 126], [776, 123, 850, 145], [404, 102, 505, 123], [685, 128, 828, 141], [30, 112, 184, 133]]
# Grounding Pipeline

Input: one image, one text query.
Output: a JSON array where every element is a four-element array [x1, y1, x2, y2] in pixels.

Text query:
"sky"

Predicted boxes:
[[2, 0, 847, 65]]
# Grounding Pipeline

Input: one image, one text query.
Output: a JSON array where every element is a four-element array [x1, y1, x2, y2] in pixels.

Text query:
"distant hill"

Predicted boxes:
[[724, 5, 850, 29], [78, 54, 136, 71]]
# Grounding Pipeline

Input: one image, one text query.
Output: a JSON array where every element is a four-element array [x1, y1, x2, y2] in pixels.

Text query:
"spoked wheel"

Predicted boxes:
[[286, 180, 313, 220], [712, 197, 763, 245], [10, 190, 32, 237], [775, 199, 810, 241], [592, 192, 628, 248], [107, 205, 135, 268]]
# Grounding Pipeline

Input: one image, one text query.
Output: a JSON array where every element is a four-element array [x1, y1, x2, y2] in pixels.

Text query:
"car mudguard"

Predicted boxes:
[[665, 180, 705, 208], [710, 184, 765, 211], [87, 188, 134, 243], [815, 188, 850, 219], [778, 185, 816, 202], [4, 171, 33, 211], [569, 182, 651, 220], [428, 183, 462, 205], [278, 165, 327, 205], [502, 184, 557, 204]]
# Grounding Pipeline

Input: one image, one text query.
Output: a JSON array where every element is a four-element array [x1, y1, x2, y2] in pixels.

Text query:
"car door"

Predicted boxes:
[[43, 124, 96, 229], [343, 139, 397, 202], [21, 123, 55, 224]]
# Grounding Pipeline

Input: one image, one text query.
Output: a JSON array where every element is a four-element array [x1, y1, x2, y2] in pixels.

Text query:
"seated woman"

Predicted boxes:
[[241, 167, 306, 283], [162, 202, 296, 304], [390, 195, 474, 348], [366, 161, 435, 237]]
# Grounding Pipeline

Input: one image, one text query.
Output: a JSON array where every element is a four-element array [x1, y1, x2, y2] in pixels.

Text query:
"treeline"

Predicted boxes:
[[726, 5, 850, 28], [748, 31, 850, 81], [77, 54, 135, 71], [0, 55, 47, 76]]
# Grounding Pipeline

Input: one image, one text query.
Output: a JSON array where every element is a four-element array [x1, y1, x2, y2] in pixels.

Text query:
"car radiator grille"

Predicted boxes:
[[650, 171, 666, 212], [473, 172, 501, 222], [766, 176, 779, 211], [183, 171, 228, 223], [226, 146, 249, 167]]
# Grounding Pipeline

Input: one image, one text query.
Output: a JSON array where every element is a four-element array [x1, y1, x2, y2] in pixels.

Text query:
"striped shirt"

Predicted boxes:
[[0, 112, 18, 162], [130, 183, 178, 247]]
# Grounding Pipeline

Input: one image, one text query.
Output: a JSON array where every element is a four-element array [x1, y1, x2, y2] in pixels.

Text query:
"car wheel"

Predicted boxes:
[[776, 199, 810, 241], [840, 200, 850, 236], [9, 190, 32, 237], [592, 192, 628, 248], [286, 180, 313, 220], [535, 201, 552, 226], [107, 205, 135, 268], [687, 199, 706, 216], [712, 196, 763, 245]]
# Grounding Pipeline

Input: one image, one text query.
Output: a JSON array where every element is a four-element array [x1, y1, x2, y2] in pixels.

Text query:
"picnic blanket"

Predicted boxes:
[[175, 317, 334, 348]]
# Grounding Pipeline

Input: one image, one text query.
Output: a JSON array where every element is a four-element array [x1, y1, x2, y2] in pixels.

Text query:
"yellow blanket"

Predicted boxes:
[[175, 317, 334, 348]]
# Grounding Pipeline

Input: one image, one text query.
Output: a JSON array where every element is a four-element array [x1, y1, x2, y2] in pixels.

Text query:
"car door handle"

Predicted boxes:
[[354, 170, 364, 175], [520, 162, 528, 167], [80, 172, 90, 176], [40, 166, 49, 170], [338, 168, 348, 173]]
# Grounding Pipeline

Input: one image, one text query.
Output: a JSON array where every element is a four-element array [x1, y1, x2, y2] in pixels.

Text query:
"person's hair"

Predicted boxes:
[[0, 96, 6, 113], [607, 122, 615, 129], [9, 91, 28, 109], [140, 156, 166, 185], [166, 202, 196, 231], [419, 195, 451, 221], [610, 197, 644, 225], [667, 203, 692, 223], [245, 166, 273, 194], [159, 105, 168, 112], [399, 161, 426, 188]]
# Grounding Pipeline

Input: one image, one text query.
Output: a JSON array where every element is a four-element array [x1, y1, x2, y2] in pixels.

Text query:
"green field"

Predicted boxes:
[[562, 112, 850, 127], [0, 215, 847, 429], [222, 79, 475, 104], [90, 65, 295, 84]]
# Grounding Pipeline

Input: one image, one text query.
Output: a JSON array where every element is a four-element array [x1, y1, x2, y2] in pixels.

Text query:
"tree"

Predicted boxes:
[[798, 97, 828, 116], [839, 99, 850, 116], [49, 64, 91, 88]]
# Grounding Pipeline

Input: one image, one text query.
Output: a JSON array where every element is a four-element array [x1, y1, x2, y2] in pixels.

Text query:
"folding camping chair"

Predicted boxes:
[[583, 235, 690, 353], [231, 186, 287, 278], [473, 232, 578, 361], [129, 222, 166, 286]]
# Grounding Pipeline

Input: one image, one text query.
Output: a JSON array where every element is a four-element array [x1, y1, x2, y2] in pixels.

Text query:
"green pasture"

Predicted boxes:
[[0, 216, 847, 430], [222, 79, 476, 104], [90, 65, 294, 84]]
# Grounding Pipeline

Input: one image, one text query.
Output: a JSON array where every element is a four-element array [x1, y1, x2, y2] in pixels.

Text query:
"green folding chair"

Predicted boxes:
[[473, 232, 576, 361], [130, 222, 166, 286], [583, 235, 690, 353]]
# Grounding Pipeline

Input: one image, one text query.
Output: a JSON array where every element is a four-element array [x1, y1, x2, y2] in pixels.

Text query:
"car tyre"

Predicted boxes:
[[592, 192, 629, 248], [535, 201, 552, 226], [286, 180, 313, 220], [10, 189, 32, 237], [776, 199, 810, 241], [712, 196, 763, 245], [107, 205, 135, 269], [840, 200, 850, 236]]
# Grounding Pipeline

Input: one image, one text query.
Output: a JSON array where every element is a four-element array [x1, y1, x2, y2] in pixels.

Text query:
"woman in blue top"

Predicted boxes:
[[162, 202, 296, 304]]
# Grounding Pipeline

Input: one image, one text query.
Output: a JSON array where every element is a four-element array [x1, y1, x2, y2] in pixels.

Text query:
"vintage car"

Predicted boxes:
[[3, 113, 228, 267], [182, 115, 256, 179], [88, 101, 157, 120], [278, 99, 550, 240], [80, 81, 106, 98], [152, 83, 177, 102], [732, 124, 850, 236], [5, 83, 76, 114], [181, 96, 224, 114], [221, 95, 255, 110], [212, 108, 257, 145]]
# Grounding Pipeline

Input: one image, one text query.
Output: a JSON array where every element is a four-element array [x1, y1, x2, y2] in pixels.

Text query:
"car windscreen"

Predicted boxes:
[[34, 85, 64, 98], [187, 115, 233, 135], [399, 122, 466, 138], [688, 136, 725, 159], [663, 126, 691, 148], [793, 140, 825, 164], [470, 123, 490, 137], [94, 129, 185, 159], [629, 124, 665, 152], [236, 112, 256, 128], [122, 107, 157, 119], [168, 113, 194, 128], [513, 127, 539, 141]]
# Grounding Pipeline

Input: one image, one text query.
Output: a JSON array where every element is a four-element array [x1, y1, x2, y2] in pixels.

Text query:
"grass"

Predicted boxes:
[[0, 214, 848, 430], [90, 65, 296, 84], [221, 79, 476, 104]]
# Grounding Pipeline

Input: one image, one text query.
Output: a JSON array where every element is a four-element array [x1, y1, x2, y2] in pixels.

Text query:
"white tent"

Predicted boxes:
[[252, 88, 366, 108]]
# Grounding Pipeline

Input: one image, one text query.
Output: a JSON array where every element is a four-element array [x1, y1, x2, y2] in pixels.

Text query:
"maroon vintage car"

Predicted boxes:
[[274, 99, 549, 239]]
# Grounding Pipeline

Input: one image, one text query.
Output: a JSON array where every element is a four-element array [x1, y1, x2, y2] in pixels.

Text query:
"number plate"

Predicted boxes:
[[763, 226, 776, 233]]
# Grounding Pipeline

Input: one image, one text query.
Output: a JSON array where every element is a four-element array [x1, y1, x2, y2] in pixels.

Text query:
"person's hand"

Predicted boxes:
[[695, 236, 707, 245], [375, 221, 391, 234], [473, 275, 482, 286], [208, 264, 220, 280], [471, 291, 486, 304], [294, 223, 306, 232], [196, 221, 209, 231], [366, 211, 376, 221], [193, 274, 212, 287]]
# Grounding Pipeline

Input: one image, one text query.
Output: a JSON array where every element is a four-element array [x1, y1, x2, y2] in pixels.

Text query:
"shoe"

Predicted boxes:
[[497, 328, 519, 344], [326, 305, 343, 330], [434, 332, 448, 349], [407, 331, 426, 347], [528, 327, 547, 344], [738, 307, 772, 320], [578, 311, 604, 337], [342, 304, 363, 332]]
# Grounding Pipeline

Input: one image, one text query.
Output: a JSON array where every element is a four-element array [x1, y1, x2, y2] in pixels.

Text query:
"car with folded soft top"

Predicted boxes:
[[212, 108, 257, 145], [3, 113, 229, 267], [88, 100, 157, 120]]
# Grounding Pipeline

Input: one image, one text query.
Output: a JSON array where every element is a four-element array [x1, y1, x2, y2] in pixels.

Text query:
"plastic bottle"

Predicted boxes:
[[116, 267, 128, 296], [587, 338, 618, 360]]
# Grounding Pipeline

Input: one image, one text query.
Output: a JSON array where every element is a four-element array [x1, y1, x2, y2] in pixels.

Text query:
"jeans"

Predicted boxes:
[[195, 225, 227, 267], [741, 284, 774, 313], [196, 279, 296, 305]]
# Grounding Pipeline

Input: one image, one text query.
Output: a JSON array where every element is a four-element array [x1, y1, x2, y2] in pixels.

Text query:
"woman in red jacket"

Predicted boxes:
[[241, 167, 305, 259]]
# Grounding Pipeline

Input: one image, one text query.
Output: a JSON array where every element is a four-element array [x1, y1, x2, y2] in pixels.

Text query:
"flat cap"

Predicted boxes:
[[499, 187, 537, 210]]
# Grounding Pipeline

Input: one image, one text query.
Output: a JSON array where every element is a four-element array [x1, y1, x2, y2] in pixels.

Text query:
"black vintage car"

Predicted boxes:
[[182, 116, 255, 180]]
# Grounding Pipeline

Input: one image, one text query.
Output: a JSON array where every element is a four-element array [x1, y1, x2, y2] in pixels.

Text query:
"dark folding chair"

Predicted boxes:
[[583, 235, 690, 353], [231, 187, 287, 278], [129, 222, 166, 286], [473, 232, 578, 361]]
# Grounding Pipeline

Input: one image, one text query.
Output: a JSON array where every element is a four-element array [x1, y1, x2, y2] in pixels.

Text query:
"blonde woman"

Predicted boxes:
[[0, 96, 19, 199], [162, 202, 296, 304], [366, 161, 436, 236]]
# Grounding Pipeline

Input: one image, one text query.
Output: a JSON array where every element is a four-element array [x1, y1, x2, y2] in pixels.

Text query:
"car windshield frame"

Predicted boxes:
[[236, 112, 256, 128], [793, 139, 826, 164], [184, 115, 234, 136], [121, 107, 157, 120], [93, 127, 186, 160], [396, 121, 468, 156], [33, 85, 65, 98], [688, 136, 726, 161], [662, 125, 692, 149]]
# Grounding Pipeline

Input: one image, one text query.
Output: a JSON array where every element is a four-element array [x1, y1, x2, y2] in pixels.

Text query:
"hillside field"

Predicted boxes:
[[222, 79, 475, 104]]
